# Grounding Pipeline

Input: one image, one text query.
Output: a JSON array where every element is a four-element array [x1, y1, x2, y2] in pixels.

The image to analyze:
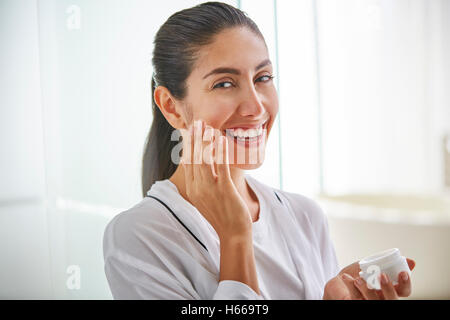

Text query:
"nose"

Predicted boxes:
[[237, 81, 266, 117]]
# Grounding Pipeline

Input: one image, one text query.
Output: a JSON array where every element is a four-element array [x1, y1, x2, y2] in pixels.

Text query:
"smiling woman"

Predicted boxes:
[[102, 1, 414, 300]]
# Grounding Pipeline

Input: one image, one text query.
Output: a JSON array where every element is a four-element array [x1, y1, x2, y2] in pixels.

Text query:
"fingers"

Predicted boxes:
[[181, 123, 194, 182], [379, 273, 399, 300], [394, 271, 412, 297], [181, 120, 204, 184], [193, 119, 203, 167], [353, 277, 380, 300], [394, 257, 414, 297], [340, 273, 364, 300], [215, 135, 232, 183], [407, 258, 416, 271], [181, 119, 232, 185], [338, 261, 360, 279], [202, 125, 217, 179], [187, 119, 224, 183], [193, 120, 207, 181]]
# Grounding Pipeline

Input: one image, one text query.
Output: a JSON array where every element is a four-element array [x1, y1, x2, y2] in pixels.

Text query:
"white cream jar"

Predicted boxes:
[[358, 248, 411, 290]]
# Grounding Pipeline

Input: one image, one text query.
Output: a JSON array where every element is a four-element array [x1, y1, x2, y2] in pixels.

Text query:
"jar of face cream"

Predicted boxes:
[[358, 248, 411, 290]]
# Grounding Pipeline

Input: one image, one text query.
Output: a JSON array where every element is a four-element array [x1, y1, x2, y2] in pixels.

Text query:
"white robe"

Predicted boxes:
[[103, 174, 340, 299]]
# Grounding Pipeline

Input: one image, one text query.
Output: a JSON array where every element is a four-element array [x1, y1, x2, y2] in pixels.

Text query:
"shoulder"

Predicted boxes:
[[279, 189, 325, 216], [246, 175, 328, 231], [102, 197, 180, 258], [275, 188, 329, 232]]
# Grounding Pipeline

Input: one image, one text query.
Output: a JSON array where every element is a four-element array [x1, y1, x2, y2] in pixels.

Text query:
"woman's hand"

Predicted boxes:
[[180, 119, 252, 241], [323, 258, 416, 300]]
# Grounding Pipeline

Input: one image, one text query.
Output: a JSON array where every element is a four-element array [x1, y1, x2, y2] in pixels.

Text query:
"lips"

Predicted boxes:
[[221, 118, 269, 136]]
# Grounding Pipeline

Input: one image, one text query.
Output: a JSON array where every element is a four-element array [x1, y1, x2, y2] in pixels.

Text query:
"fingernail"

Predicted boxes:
[[381, 273, 388, 285], [341, 273, 352, 281], [355, 278, 364, 286], [401, 272, 409, 282]]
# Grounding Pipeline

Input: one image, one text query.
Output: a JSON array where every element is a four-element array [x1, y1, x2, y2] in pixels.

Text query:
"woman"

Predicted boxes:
[[103, 1, 415, 300]]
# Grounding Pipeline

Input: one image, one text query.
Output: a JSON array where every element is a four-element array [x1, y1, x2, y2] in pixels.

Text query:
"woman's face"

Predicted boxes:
[[180, 26, 279, 170]]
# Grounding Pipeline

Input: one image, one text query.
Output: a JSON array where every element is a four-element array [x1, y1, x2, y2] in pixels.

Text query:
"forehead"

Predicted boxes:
[[192, 27, 269, 75]]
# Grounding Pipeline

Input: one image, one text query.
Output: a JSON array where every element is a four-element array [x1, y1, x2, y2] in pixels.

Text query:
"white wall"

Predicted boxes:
[[316, 0, 450, 195], [0, 0, 52, 299]]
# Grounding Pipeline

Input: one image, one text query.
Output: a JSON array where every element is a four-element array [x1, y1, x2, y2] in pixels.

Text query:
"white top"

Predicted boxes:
[[103, 174, 340, 300]]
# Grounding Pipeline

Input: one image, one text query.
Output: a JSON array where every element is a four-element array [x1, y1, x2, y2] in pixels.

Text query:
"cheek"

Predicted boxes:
[[267, 87, 279, 113], [200, 98, 236, 128], [263, 89, 279, 132], [267, 101, 278, 119]]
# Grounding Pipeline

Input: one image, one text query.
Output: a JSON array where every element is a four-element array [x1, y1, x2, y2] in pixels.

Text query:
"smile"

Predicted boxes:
[[222, 119, 268, 141]]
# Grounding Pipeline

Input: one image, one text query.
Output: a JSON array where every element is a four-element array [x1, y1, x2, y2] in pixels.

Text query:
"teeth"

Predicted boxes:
[[223, 119, 268, 140], [228, 126, 263, 139]]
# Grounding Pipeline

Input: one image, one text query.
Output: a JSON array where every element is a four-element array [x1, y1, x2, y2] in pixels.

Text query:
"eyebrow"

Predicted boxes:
[[202, 59, 272, 79]]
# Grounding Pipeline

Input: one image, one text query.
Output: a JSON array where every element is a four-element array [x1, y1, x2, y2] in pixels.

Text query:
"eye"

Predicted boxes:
[[212, 74, 275, 90], [213, 81, 234, 89], [256, 74, 275, 83]]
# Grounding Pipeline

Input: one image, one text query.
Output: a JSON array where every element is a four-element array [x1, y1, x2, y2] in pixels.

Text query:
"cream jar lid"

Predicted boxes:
[[359, 248, 403, 270]]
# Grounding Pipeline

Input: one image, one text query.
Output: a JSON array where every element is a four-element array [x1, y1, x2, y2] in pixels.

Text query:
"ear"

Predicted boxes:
[[153, 85, 187, 129]]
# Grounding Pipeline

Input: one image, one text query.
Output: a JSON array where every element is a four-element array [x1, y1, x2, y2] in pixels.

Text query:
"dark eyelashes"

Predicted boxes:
[[213, 75, 275, 89]]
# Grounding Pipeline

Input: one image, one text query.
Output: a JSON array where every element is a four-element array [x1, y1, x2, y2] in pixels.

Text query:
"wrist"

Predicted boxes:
[[219, 231, 252, 245]]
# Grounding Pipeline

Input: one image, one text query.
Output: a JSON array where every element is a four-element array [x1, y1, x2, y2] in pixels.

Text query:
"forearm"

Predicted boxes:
[[219, 233, 260, 295]]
